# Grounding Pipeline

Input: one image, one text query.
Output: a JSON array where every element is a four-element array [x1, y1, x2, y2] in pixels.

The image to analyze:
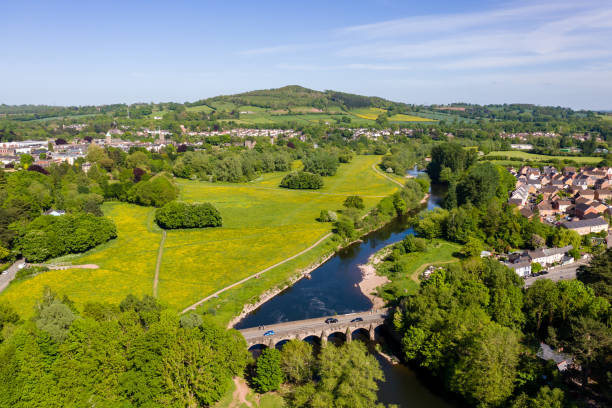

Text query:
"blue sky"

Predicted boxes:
[[2, 0, 612, 109]]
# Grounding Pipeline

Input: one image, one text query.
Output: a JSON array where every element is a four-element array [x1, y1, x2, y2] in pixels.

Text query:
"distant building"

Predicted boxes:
[[44, 209, 66, 216]]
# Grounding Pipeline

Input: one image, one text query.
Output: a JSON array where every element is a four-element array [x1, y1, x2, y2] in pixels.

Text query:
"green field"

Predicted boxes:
[[485, 150, 602, 165], [1, 156, 401, 321]]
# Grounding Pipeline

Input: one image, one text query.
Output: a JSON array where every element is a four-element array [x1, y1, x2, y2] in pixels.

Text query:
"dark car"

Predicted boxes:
[[350, 317, 363, 322], [263, 330, 275, 336], [325, 318, 338, 324]]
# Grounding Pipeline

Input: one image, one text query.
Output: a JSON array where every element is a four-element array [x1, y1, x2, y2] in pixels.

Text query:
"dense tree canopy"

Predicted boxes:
[[0, 292, 248, 407], [16, 213, 117, 262], [280, 171, 323, 189], [154, 202, 222, 229]]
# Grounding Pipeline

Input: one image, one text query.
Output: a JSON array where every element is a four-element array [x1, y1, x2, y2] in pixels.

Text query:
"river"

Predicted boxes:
[[235, 168, 452, 408]]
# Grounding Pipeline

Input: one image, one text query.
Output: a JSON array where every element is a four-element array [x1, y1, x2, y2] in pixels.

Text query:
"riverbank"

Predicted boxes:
[[227, 250, 336, 328], [358, 246, 392, 310]]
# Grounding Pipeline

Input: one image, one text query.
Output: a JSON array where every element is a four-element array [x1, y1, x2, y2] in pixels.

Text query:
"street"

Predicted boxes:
[[0, 260, 25, 294], [524, 259, 588, 287]]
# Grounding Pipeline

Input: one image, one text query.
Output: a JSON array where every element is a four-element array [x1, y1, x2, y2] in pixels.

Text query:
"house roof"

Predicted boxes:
[[537, 343, 573, 366], [562, 217, 608, 229]]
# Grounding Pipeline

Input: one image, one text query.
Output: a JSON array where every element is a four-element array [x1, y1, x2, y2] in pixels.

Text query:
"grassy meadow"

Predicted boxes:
[[2, 156, 401, 321], [0, 203, 161, 314], [485, 150, 602, 165]]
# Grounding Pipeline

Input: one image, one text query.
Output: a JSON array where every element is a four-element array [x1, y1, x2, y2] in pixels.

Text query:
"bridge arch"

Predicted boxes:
[[351, 327, 370, 342], [327, 331, 346, 345], [275, 339, 291, 350], [302, 334, 321, 345]]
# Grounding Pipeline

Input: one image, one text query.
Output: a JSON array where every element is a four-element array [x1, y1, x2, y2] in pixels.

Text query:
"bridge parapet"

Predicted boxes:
[[240, 309, 388, 348]]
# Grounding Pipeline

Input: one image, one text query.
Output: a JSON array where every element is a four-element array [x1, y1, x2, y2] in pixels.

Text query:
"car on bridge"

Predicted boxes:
[[350, 317, 363, 322], [325, 318, 338, 324], [263, 330, 275, 336]]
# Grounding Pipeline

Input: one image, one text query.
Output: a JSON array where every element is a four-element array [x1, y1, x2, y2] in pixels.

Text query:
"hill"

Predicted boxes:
[[189, 85, 400, 111]]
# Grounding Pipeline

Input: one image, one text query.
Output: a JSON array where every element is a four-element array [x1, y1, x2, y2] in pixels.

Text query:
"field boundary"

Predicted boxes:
[[181, 232, 332, 314], [153, 231, 167, 297]]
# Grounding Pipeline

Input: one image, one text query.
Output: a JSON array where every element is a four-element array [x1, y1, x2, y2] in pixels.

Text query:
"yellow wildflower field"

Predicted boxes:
[[1, 156, 399, 317]]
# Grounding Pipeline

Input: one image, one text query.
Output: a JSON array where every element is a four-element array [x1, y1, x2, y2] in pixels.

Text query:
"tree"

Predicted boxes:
[[302, 151, 339, 176], [456, 162, 500, 207], [35, 298, 76, 343], [568, 316, 612, 387], [531, 262, 542, 274], [253, 348, 284, 392], [343, 195, 365, 210], [578, 248, 612, 300], [334, 218, 356, 239], [19, 154, 34, 169], [127, 174, 178, 207], [290, 342, 385, 408], [279, 171, 323, 189], [154, 202, 222, 229], [280, 340, 314, 384], [461, 237, 484, 258], [449, 323, 520, 406]]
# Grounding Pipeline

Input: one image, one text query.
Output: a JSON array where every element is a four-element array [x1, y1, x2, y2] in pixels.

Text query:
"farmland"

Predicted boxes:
[[484, 150, 602, 165], [1, 156, 401, 321]]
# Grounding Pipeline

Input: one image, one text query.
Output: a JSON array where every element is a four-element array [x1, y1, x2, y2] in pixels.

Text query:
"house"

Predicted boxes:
[[527, 246, 573, 266], [595, 189, 612, 201], [537, 343, 574, 371], [595, 179, 610, 190], [540, 186, 559, 200], [578, 189, 595, 200], [520, 207, 534, 219], [506, 260, 531, 277], [575, 203, 599, 219], [537, 200, 556, 217], [553, 199, 571, 213], [561, 217, 608, 235]]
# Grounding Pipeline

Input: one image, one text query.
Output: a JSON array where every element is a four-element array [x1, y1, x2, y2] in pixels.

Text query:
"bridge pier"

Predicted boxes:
[[369, 324, 375, 341], [345, 327, 351, 343], [320, 330, 327, 344]]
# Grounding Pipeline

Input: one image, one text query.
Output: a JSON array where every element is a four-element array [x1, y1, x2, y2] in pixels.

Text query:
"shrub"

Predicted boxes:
[[14, 265, 49, 282], [279, 172, 323, 189], [154, 202, 222, 229], [317, 210, 337, 222]]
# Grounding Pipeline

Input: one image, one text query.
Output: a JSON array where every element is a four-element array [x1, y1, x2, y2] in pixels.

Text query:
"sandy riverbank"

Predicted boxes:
[[358, 247, 392, 310]]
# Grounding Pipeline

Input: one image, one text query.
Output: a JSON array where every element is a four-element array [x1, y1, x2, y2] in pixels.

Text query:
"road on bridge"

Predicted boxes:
[[239, 309, 388, 344]]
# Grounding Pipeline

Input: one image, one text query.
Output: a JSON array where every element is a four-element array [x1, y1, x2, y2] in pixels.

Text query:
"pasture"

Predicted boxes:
[[485, 150, 602, 165], [2, 156, 401, 322]]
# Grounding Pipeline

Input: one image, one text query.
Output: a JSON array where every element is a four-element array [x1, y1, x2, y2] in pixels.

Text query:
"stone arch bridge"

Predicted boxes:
[[239, 309, 388, 349]]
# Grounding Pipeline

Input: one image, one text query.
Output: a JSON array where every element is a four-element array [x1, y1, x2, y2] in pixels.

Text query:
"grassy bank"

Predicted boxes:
[[376, 239, 461, 302]]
